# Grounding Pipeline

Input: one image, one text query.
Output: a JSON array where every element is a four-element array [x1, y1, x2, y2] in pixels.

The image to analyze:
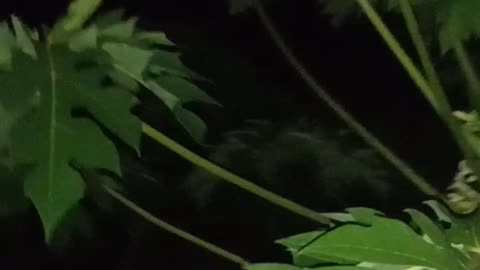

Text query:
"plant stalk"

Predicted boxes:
[[355, 0, 440, 115], [104, 185, 250, 266], [364, 0, 480, 180], [454, 42, 480, 113], [141, 123, 330, 224], [252, 0, 440, 197], [397, 0, 476, 168], [112, 63, 331, 225], [398, 0, 448, 111]]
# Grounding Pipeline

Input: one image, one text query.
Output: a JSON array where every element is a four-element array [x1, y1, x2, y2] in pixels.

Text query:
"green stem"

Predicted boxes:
[[112, 63, 331, 225], [355, 0, 440, 115], [398, 0, 475, 167], [454, 42, 480, 113], [141, 123, 330, 224], [103, 185, 249, 266], [398, 0, 447, 110], [253, 0, 440, 197]]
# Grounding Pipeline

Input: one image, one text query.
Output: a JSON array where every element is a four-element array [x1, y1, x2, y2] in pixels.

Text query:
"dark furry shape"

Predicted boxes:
[[184, 119, 393, 211]]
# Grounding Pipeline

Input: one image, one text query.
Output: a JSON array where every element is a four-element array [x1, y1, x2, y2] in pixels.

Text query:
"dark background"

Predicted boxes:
[[0, 0, 465, 269]]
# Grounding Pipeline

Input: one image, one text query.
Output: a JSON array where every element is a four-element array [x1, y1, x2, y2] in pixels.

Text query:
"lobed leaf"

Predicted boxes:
[[296, 215, 463, 270], [5, 45, 140, 242]]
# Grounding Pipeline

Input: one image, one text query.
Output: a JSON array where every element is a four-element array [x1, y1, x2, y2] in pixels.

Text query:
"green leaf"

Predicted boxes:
[[145, 80, 180, 108], [276, 231, 325, 253], [172, 104, 207, 143], [346, 207, 383, 225], [423, 200, 452, 223], [245, 264, 369, 270], [155, 76, 219, 105], [10, 16, 37, 59], [102, 42, 211, 143], [244, 264, 301, 270], [134, 32, 175, 46], [0, 22, 15, 70], [6, 46, 139, 242], [107, 69, 139, 92], [49, 0, 102, 43], [93, 9, 125, 29], [357, 262, 435, 270], [404, 209, 449, 247], [145, 81, 207, 142], [102, 42, 154, 78], [276, 231, 326, 267], [68, 26, 98, 52], [424, 200, 480, 251], [148, 51, 198, 79], [437, 0, 480, 53], [297, 216, 463, 270], [99, 18, 137, 40]]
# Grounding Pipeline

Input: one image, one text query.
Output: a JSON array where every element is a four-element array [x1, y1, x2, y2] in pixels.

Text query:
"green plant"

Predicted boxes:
[[259, 202, 480, 270], [3, 0, 480, 269], [220, 0, 480, 269], [0, 0, 248, 242], [0, 0, 331, 257]]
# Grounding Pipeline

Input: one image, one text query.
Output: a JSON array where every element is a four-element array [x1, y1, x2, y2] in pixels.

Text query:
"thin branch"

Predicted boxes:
[[252, 0, 440, 197], [398, 0, 476, 172], [111, 64, 331, 225], [141, 123, 330, 224], [398, 0, 449, 112], [103, 185, 250, 266], [454, 42, 480, 113], [355, 0, 440, 114]]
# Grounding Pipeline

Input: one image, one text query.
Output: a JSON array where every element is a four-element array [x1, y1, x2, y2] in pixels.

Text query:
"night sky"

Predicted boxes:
[[0, 1, 465, 269]]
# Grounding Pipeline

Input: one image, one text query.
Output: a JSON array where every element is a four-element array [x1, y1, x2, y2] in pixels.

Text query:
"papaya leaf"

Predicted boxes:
[[357, 262, 435, 270], [276, 231, 325, 253], [100, 18, 137, 40], [154, 75, 219, 105], [148, 51, 202, 80], [5, 44, 140, 242], [68, 26, 98, 52], [102, 42, 154, 79], [134, 32, 175, 47], [10, 16, 37, 59], [245, 264, 369, 270], [49, 0, 102, 43], [102, 42, 211, 142], [93, 9, 126, 29], [346, 207, 383, 225], [172, 104, 208, 142], [437, 0, 480, 53], [404, 209, 449, 248], [425, 201, 480, 253], [297, 215, 464, 270], [0, 22, 15, 70]]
